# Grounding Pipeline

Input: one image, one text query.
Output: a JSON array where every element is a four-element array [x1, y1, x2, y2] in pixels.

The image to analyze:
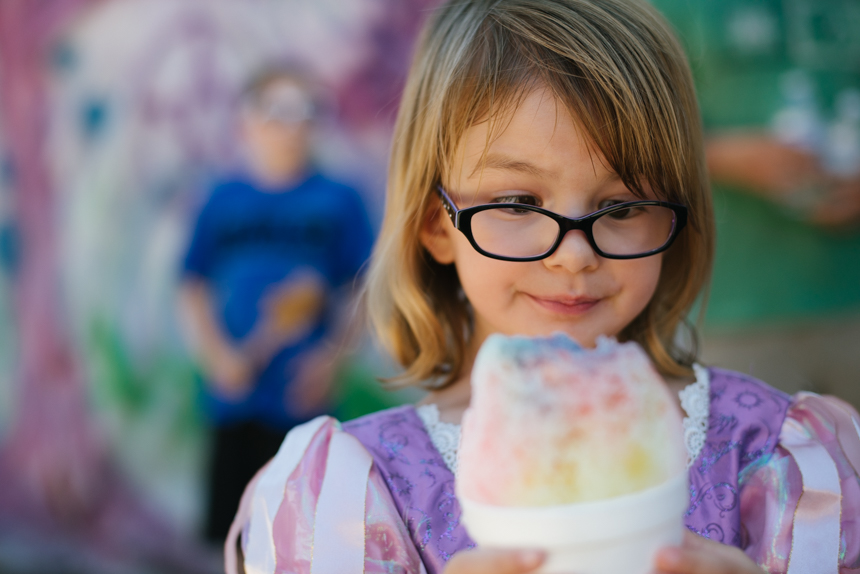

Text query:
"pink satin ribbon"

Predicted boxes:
[[780, 416, 842, 574], [807, 393, 860, 477], [311, 430, 373, 574], [226, 462, 270, 574], [245, 416, 330, 574]]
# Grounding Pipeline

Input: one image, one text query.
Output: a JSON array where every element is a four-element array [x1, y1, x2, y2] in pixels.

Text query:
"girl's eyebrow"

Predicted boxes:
[[469, 152, 551, 179]]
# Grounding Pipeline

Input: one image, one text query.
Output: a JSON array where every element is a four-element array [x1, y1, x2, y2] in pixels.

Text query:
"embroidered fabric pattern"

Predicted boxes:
[[416, 403, 461, 475], [680, 364, 711, 468]]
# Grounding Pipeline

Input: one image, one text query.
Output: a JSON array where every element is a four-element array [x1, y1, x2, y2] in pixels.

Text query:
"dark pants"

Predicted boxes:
[[204, 420, 289, 543]]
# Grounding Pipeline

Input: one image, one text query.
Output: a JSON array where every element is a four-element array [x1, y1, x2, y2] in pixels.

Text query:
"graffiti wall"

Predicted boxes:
[[0, 0, 434, 570]]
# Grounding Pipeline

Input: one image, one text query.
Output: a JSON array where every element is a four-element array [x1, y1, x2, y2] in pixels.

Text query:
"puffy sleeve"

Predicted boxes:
[[225, 416, 425, 574], [739, 393, 860, 573]]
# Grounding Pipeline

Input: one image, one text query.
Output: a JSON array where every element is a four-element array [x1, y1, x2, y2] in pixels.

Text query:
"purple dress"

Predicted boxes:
[[229, 368, 860, 574]]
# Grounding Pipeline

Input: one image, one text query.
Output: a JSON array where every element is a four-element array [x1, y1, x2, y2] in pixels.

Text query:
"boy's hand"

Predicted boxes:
[[252, 272, 326, 359], [810, 176, 860, 228], [285, 345, 339, 416], [654, 531, 766, 574], [706, 133, 822, 199], [208, 346, 254, 399], [443, 548, 545, 574], [705, 133, 860, 228]]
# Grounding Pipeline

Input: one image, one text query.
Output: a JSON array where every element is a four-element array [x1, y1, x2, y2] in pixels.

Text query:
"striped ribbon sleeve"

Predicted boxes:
[[740, 393, 860, 573], [225, 416, 427, 574], [780, 416, 842, 574]]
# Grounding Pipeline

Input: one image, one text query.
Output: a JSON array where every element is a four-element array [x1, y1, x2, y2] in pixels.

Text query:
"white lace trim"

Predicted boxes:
[[417, 365, 710, 474], [679, 364, 710, 468], [415, 403, 461, 475]]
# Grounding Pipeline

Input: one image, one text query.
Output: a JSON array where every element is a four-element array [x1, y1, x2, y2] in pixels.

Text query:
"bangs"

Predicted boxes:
[[436, 0, 701, 212]]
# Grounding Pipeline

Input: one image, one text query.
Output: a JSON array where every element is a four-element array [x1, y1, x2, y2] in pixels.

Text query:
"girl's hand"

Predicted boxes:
[[654, 531, 766, 574], [444, 548, 545, 574]]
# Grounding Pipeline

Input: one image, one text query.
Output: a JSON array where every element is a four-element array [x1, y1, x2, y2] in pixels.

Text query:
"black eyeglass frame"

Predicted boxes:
[[436, 186, 688, 262]]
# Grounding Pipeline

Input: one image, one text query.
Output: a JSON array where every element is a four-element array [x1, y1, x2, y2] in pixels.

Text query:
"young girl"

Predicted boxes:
[[226, 0, 860, 572]]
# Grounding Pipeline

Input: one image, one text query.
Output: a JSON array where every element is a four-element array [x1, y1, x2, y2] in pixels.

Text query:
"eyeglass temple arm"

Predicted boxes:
[[436, 186, 459, 227]]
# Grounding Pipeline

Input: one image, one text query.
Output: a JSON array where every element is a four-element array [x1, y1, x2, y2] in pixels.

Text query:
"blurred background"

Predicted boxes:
[[0, 0, 858, 573], [0, 0, 434, 572], [650, 0, 860, 406]]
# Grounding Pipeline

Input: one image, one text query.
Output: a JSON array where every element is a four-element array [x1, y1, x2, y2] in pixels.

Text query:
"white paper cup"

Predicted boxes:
[[458, 472, 688, 574]]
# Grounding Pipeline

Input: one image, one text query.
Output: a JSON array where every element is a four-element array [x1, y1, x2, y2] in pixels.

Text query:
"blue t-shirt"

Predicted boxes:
[[182, 172, 374, 428]]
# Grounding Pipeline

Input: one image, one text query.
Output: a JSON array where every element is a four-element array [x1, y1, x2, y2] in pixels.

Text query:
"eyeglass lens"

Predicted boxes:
[[469, 204, 676, 258]]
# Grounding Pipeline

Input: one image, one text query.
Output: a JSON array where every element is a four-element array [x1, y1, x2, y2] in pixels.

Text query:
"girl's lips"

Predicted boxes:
[[525, 293, 601, 316]]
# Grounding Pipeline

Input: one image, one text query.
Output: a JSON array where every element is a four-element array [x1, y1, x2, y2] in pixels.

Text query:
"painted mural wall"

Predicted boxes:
[[0, 0, 435, 570]]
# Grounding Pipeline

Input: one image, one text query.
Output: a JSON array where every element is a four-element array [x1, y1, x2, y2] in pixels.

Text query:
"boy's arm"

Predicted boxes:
[[285, 283, 364, 416], [705, 132, 860, 227], [178, 278, 254, 398], [705, 133, 821, 200]]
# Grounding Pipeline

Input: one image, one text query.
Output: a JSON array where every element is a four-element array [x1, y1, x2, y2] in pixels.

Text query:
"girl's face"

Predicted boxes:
[[421, 87, 663, 349]]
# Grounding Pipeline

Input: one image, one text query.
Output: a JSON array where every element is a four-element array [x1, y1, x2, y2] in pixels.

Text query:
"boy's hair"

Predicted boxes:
[[366, 0, 714, 386]]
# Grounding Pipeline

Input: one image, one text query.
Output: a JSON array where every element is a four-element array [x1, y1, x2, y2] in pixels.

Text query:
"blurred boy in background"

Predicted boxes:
[[178, 68, 374, 542]]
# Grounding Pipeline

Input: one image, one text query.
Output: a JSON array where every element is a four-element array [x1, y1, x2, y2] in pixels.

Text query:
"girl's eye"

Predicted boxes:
[[492, 194, 540, 206], [598, 199, 643, 220], [598, 199, 627, 210], [491, 194, 540, 215]]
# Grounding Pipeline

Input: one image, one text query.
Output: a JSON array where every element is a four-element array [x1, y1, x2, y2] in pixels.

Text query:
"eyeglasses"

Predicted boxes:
[[436, 186, 687, 261], [247, 84, 316, 125]]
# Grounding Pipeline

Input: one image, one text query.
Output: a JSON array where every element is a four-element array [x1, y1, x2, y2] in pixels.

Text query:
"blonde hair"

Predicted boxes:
[[366, 0, 713, 387]]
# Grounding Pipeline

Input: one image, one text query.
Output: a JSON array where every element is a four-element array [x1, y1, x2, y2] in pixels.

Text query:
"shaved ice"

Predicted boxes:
[[458, 333, 687, 507]]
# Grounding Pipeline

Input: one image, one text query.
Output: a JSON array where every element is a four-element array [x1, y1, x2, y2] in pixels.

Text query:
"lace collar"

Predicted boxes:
[[416, 364, 711, 475], [679, 364, 710, 467], [415, 403, 461, 474]]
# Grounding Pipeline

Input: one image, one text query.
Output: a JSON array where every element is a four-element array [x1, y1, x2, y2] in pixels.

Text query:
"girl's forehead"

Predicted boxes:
[[448, 87, 604, 177]]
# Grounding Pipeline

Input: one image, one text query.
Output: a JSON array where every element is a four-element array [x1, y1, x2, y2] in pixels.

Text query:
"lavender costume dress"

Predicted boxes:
[[227, 368, 860, 574]]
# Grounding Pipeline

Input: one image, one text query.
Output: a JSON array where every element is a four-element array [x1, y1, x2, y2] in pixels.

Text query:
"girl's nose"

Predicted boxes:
[[542, 229, 599, 273]]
